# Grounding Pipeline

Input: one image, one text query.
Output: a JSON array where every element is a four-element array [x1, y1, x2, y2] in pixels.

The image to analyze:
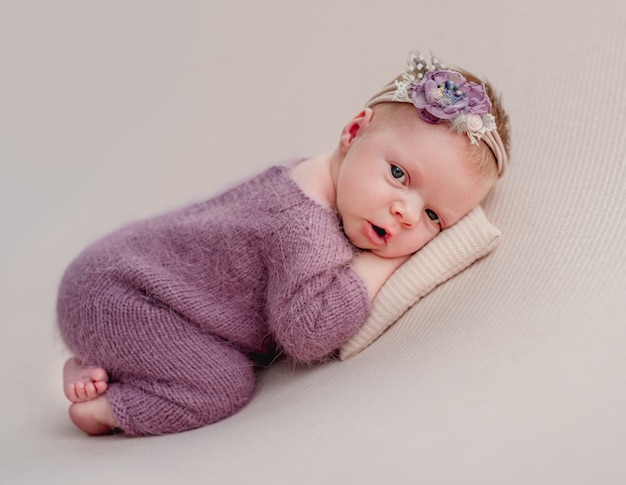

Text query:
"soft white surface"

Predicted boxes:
[[2, 1, 625, 484]]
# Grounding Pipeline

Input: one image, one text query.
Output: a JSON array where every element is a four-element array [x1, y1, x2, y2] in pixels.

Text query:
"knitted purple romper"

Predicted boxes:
[[57, 165, 370, 435]]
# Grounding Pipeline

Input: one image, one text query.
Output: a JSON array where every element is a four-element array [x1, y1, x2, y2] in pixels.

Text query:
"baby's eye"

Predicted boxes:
[[425, 209, 440, 225], [390, 164, 407, 184]]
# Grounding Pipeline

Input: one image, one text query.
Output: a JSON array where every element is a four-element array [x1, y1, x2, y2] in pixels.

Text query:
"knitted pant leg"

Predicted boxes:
[[106, 329, 256, 436], [58, 271, 257, 436]]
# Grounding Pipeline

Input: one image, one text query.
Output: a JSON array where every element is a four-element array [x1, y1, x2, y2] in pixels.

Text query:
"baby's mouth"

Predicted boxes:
[[372, 224, 387, 238]]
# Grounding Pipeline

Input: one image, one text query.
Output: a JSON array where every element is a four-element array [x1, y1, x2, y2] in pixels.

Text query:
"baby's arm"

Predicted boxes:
[[350, 251, 410, 301], [264, 215, 374, 364], [266, 249, 408, 364], [266, 257, 370, 364]]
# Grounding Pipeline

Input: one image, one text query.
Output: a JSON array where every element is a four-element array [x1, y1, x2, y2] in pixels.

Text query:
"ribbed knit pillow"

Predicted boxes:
[[339, 205, 501, 360]]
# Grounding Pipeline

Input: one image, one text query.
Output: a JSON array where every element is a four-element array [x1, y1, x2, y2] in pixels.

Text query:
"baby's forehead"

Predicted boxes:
[[373, 105, 466, 145], [381, 115, 493, 180]]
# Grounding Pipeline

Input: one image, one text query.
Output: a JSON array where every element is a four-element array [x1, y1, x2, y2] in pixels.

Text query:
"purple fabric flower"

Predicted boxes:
[[410, 69, 491, 123], [465, 83, 492, 114]]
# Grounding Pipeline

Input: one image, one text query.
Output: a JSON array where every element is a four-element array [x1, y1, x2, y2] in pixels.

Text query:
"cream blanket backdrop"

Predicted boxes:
[[1, 0, 624, 484]]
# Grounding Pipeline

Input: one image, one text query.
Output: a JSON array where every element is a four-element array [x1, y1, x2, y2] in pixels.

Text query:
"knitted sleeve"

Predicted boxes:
[[264, 204, 370, 364]]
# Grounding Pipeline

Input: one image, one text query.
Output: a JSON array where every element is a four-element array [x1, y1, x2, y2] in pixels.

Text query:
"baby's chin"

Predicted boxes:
[[368, 246, 417, 260]]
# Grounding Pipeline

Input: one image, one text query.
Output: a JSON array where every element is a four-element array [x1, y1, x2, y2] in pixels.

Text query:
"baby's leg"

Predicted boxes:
[[59, 296, 255, 435], [63, 357, 108, 403], [58, 267, 257, 436], [105, 329, 256, 436]]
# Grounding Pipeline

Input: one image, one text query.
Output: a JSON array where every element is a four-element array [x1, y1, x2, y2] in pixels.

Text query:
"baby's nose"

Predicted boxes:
[[391, 195, 422, 227]]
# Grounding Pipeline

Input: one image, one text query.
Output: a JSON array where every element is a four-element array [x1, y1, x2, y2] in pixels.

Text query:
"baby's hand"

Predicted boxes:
[[351, 251, 410, 301]]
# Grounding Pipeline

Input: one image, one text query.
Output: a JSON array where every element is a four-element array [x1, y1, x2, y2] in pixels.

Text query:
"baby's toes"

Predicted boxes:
[[84, 382, 98, 398], [67, 382, 86, 402], [65, 383, 79, 402], [74, 382, 88, 400], [94, 380, 108, 395], [90, 367, 109, 384]]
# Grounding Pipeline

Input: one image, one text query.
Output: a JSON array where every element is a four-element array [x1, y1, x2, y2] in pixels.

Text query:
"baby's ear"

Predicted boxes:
[[339, 108, 374, 153]]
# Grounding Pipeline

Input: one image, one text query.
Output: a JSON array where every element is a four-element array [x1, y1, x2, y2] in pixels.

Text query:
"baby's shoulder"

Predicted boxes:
[[291, 155, 335, 209]]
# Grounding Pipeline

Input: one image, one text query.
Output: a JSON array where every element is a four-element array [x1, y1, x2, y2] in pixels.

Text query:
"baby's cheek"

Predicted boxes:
[[406, 229, 438, 256]]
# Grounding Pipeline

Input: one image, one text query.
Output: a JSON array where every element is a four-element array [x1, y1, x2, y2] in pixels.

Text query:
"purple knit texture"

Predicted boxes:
[[57, 165, 370, 435]]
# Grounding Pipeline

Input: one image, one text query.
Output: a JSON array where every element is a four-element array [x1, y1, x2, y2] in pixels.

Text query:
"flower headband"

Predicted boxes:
[[366, 51, 508, 177]]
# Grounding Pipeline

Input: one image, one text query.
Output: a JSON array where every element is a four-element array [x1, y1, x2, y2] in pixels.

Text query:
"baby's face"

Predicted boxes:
[[335, 113, 495, 259]]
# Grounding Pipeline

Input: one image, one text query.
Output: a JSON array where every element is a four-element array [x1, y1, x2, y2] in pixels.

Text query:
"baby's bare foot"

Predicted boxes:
[[69, 394, 120, 435], [63, 357, 109, 403]]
